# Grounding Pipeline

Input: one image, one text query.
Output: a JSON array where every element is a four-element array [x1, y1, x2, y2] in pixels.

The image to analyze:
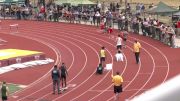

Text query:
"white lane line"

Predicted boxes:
[[16, 34, 82, 101], [31, 35, 99, 100], [127, 36, 170, 99], [88, 89, 148, 92], [19, 25, 142, 101], [8, 22, 169, 100], [0, 32, 61, 97], [52, 34, 112, 101]]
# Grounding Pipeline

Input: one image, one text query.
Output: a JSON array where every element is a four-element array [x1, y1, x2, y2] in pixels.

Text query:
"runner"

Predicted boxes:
[[115, 50, 124, 62], [116, 34, 123, 50], [133, 40, 141, 64], [112, 72, 123, 101], [60, 63, 68, 89], [1, 82, 9, 101], [99, 46, 106, 67]]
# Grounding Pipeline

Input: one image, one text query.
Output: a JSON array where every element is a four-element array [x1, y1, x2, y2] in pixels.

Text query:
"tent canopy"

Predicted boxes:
[[54, 0, 96, 5], [0, 0, 25, 4], [71, 0, 96, 6], [148, 1, 178, 13], [54, 0, 71, 5], [174, 11, 180, 16]]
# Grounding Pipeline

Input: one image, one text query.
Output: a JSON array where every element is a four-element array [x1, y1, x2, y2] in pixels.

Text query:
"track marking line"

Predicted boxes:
[[16, 24, 115, 101], [8, 31, 87, 100], [127, 36, 170, 100], [0, 38, 8, 42], [33, 22, 169, 100], [18, 85, 28, 88], [70, 27, 169, 101], [58, 32, 139, 100], [52, 34, 113, 101], [57, 31, 128, 99], [22, 33, 99, 100], [0, 33, 61, 97], [138, 73, 152, 75], [15, 35, 77, 101], [33, 36, 91, 101], [156, 66, 168, 68], [31, 27, 128, 100], [18, 25, 141, 101], [12, 96, 18, 98], [23, 24, 154, 101], [88, 89, 148, 92]]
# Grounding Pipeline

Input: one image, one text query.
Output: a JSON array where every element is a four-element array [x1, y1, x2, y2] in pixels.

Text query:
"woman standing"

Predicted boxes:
[[1, 82, 9, 101]]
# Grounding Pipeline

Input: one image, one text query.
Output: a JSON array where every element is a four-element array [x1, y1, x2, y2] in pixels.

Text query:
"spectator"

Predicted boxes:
[[116, 3, 120, 9], [95, 11, 101, 26], [1, 81, 9, 101]]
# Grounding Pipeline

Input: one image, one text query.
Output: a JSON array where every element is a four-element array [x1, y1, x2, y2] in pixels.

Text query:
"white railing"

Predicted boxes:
[[129, 74, 180, 101]]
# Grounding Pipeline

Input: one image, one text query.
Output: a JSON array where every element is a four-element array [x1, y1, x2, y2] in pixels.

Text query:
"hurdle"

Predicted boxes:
[[9, 24, 19, 33]]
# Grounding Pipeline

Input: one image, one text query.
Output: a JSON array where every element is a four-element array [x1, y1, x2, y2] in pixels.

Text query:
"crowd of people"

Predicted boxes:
[[130, 15, 177, 48], [0, 2, 178, 42]]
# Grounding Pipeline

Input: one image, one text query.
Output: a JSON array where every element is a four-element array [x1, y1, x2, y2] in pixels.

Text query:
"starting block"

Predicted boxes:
[[9, 24, 19, 33], [104, 63, 113, 71]]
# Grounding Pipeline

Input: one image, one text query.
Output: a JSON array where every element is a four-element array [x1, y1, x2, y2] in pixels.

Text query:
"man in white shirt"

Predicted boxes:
[[98, 2, 102, 9], [116, 34, 123, 49], [95, 11, 101, 26], [115, 51, 123, 62]]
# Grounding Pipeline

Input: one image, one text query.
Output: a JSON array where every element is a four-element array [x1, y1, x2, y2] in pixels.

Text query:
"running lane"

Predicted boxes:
[[0, 20, 178, 101]]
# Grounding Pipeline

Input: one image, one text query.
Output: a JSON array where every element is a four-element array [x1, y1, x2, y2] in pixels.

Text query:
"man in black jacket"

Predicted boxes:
[[52, 65, 61, 94]]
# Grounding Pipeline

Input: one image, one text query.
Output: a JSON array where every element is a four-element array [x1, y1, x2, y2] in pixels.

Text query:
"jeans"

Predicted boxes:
[[53, 79, 60, 93], [135, 52, 140, 64]]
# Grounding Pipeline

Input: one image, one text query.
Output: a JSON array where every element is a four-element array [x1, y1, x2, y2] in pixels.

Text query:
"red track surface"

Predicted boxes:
[[0, 20, 180, 101]]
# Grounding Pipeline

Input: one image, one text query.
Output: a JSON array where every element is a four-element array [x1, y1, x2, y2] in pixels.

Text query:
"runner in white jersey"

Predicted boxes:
[[116, 34, 123, 50], [115, 50, 124, 62]]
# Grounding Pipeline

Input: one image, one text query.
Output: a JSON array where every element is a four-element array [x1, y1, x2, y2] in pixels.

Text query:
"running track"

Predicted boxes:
[[0, 20, 180, 101]]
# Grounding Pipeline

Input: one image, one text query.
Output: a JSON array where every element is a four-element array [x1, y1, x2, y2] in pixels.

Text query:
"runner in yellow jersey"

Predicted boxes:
[[133, 40, 141, 64], [112, 72, 123, 101], [100, 46, 106, 67]]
